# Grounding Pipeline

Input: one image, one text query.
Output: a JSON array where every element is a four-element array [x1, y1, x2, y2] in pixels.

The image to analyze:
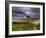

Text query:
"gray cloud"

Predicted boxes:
[[12, 7, 40, 19]]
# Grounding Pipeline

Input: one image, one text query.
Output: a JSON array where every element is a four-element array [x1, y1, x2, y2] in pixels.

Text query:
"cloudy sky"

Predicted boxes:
[[12, 7, 40, 19]]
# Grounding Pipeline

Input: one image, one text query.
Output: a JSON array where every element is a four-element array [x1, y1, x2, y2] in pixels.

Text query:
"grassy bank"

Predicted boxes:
[[12, 23, 40, 31]]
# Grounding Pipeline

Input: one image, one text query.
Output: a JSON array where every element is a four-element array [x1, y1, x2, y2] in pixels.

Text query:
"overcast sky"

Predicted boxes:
[[12, 7, 40, 19]]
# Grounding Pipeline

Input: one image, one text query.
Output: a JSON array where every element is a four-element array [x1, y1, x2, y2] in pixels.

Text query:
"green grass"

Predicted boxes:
[[12, 23, 40, 31]]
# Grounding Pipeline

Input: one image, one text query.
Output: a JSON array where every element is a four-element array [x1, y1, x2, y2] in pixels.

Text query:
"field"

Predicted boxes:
[[12, 23, 40, 31]]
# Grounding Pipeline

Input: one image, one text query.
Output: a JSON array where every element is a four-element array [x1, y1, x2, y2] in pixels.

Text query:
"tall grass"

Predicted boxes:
[[12, 23, 40, 31]]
